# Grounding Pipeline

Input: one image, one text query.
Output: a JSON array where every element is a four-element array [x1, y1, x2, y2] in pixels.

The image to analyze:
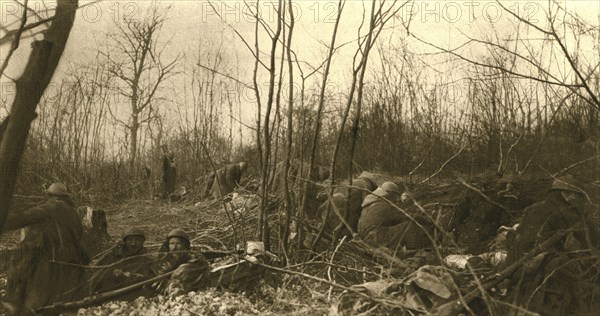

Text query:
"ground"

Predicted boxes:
[[0, 194, 333, 315], [2, 175, 599, 315]]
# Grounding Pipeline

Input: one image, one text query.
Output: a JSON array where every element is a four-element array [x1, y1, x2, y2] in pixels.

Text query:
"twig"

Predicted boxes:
[[420, 144, 466, 184], [196, 63, 252, 89], [498, 133, 523, 176], [285, 260, 380, 277], [553, 155, 600, 177], [327, 235, 346, 300], [250, 261, 424, 313], [0, 0, 28, 78], [409, 141, 436, 182], [457, 178, 511, 214]]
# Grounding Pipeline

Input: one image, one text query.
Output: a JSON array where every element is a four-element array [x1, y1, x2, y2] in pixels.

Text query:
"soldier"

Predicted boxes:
[[162, 149, 177, 199], [272, 160, 330, 220], [508, 175, 594, 264], [152, 229, 210, 295], [3, 183, 89, 314], [89, 228, 153, 298], [211, 162, 247, 199], [357, 181, 432, 250], [94, 227, 148, 266], [506, 175, 598, 315], [156, 228, 193, 274], [318, 171, 378, 238]]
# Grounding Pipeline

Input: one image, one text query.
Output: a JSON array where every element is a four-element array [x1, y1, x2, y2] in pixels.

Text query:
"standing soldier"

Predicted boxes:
[[162, 146, 177, 199], [3, 183, 89, 314]]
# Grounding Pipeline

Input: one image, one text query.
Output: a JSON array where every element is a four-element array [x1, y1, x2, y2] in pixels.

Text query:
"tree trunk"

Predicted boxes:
[[0, 0, 79, 235], [130, 113, 139, 166]]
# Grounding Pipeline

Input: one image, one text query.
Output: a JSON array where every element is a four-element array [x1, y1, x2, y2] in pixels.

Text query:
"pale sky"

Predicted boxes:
[[1, 0, 599, 144]]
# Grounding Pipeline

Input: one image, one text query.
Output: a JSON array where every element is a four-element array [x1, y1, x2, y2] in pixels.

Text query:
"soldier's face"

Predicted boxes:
[[169, 237, 186, 253], [124, 236, 145, 255]]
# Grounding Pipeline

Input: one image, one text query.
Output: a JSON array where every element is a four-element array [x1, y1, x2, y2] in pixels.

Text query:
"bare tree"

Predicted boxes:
[[102, 6, 181, 167], [313, 0, 409, 248], [412, 0, 599, 112]]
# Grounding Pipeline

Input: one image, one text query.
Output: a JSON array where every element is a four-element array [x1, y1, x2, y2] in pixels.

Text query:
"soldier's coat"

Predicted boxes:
[[4, 195, 89, 311]]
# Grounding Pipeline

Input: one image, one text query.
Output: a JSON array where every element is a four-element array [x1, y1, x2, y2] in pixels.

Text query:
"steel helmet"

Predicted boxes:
[[381, 181, 401, 195], [551, 176, 584, 194], [357, 172, 377, 192], [47, 183, 69, 196], [167, 228, 190, 242], [358, 171, 376, 184], [123, 227, 145, 241], [358, 171, 374, 179]]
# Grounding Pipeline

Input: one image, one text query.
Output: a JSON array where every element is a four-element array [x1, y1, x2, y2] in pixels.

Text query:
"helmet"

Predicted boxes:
[[123, 227, 145, 240], [358, 171, 374, 179], [551, 176, 584, 194], [358, 171, 376, 183], [47, 183, 69, 196], [357, 172, 377, 191], [381, 181, 401, 194], [167, 228, 190, 242]]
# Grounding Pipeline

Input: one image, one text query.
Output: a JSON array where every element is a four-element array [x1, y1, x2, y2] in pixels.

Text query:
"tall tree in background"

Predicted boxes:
[[103, 6, 181, 166]]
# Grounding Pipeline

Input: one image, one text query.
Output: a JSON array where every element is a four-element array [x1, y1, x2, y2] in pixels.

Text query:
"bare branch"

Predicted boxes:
[[0, 0, 28, 78], [421, 144, 466, 184]]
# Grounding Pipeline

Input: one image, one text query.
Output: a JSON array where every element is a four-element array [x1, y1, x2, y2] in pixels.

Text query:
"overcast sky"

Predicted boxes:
[[1, 0, 599, 143]]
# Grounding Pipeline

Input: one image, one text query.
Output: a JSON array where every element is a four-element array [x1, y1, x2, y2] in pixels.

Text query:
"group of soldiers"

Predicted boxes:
[[1, 160, 252, 314], [312, 172, 433, 251], [313, 172, 599, 314], [1, 164, 598, 315], [1, 183, 208, 315]]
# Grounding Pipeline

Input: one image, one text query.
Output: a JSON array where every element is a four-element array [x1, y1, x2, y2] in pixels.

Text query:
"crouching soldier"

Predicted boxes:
[[164, 259, 211, 297], [94, 227, 148, 265], [152, 229, 209, 294], [88, 227, 154, 298], [317, 172, 377, 240], [211, 162, 248, 199], [506, 175, 599, 315], [357, 182, 432, 251]]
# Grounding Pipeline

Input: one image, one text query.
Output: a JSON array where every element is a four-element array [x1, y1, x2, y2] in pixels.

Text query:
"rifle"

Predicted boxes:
[[37, 271, 174, 315]]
